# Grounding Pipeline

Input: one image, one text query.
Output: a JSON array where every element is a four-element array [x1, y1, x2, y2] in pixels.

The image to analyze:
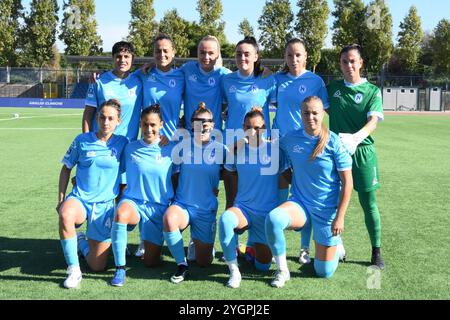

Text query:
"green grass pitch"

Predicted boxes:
[[0, 107, 449, 300]]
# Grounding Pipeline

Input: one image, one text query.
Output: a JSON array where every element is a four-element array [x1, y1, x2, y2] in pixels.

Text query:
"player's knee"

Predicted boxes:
[[88, 262, 107, 273], [196, 255, 213, 268], [314, 258, 338, 279], [219, 210, 238, 232], [266, 207, 289, 232], [163, 211, 179, 230]]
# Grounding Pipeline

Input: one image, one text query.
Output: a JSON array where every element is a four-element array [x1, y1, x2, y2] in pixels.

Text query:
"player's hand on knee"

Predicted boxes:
[[331, 217, 344, 236]]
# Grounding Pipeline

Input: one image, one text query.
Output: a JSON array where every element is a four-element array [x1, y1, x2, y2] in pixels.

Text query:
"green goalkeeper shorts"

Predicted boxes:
[[352, 144, 380, 192]]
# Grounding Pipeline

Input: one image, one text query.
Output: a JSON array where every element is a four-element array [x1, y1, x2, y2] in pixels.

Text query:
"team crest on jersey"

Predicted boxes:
[[354, 93, 364, 104], [229, 85, 237, 93], [188, 74, 198, 82], [208, 77, 216, 87], [334, 90, 341, 98], [251, 84, 259, 94], [87, 151, 97, 158], [169, 79, 176, 88], [207, 149, 216, 163], [299, 85, 307, 94], [128, 88, 137, 97], [111, 148, 118, 157], [155, 153, 163, 163], [293, 145, 304, 154]]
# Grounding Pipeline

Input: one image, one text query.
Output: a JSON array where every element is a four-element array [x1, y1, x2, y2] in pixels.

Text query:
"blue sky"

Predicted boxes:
[[22, 0, 449, 52]]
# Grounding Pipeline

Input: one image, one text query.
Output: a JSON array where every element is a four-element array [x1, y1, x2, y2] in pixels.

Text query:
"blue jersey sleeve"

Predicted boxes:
[[318, 79, 329, 109], [331, 133, 353, 171], [85, 83, 98, 108], [61, 136, 81, 169]]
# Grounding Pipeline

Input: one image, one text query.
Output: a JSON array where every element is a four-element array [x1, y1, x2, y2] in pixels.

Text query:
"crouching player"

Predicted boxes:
[[219, 108, 286, 289], [110, 105, 177, 287], [265, 96, 353, 288], [57, 99, 128, 288]]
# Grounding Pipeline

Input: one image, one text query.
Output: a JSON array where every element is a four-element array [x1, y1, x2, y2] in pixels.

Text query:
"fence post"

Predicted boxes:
[[6, 66, 11, 83]]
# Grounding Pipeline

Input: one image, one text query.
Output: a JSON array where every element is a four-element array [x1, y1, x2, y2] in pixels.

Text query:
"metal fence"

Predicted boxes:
[[1, 65, 449, 110]]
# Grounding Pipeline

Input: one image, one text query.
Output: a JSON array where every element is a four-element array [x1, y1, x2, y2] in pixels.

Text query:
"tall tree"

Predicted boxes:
[[59, 0, 103, 69], [258, 0, 294, 58], [331, 0, 366, 49], [196, 0, 226, 44], [238, 18, 255, 38], [0, 0, 23, 67], [397, 6, 423, 73], [430, 19, 450, 75], [295, 0, 329, 72], [159, 9, 190, 58], [128, 0, 158, 56], [20, 0, 59, 68], [363, 0, 393, 73]]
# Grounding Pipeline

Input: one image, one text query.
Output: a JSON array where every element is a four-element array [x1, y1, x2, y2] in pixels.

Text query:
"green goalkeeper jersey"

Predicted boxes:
[[327, 79, 384, 146]]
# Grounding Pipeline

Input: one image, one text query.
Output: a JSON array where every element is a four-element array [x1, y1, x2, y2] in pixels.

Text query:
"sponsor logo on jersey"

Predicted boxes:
[[87, 151, 97, 158], [208, 77, 216, 87], [293, 145, 304, 154], [131, 154, 141, 164], [355, 93, 364, 104], [229, 85, 237, 93], [169, 79, 176, 88], [299, 85, 307, 94], [251, 84, 259, 94], [87, 85, 95, 98], [334, 90, 341, 98], [147, 74, 157, 82], [188, 74, 198, 82]]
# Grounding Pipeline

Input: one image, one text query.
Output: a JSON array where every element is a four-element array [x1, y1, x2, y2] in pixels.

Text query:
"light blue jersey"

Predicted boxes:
[[139, 68, 185, 139], [222, 72, 276, 132], [181, 61, 231, 131], [85, 71, 143, 141], [273, 71, 329, 137], [174, 139, 228, 214], [62, 132, 128, 203], [280, 130, 352, 210], [225, 142, 287, 216], [122, 139, 176, 205]]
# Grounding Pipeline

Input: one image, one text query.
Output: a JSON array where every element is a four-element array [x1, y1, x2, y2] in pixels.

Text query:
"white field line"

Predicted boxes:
[[0, 113, 82, 122], [0, 128, 78, 130]]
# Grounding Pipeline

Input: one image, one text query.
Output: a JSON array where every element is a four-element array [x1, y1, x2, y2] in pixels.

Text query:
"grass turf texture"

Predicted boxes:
[[0, 107, 449, 300]]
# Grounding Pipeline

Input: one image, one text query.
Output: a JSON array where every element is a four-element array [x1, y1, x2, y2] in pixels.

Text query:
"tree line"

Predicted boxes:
[[0, 0, 448, 76]]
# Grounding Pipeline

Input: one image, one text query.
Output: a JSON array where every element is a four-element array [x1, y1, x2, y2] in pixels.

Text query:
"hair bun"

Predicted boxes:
[[251, 106, 263, 113], [198, 102, 206, 109]]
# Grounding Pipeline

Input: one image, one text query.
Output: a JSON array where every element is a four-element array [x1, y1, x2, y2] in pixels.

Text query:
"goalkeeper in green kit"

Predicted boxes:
[[327, 44, 385, 269]]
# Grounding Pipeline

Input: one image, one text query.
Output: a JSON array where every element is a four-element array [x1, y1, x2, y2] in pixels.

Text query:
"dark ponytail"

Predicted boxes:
[[236, 36, 263, 77]]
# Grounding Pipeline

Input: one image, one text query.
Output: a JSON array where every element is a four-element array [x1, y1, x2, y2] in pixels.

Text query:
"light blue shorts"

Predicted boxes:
[[172, 202, 217, 245], [67, 194, 115, 243], [235, 203, 270, 246], [288, 196, 340, 247], [118, 197, 167, 246]]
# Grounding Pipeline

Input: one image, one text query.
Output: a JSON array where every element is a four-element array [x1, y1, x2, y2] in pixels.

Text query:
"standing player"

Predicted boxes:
[[219, 108, 285, 289], [327, 44, 385, 269], [57, 99, 128, 288], [163, 103, 227, 284], [83, 41, 142, 142], [110, 105, 177, 287], [265, 96, 353, 287], [274, 38, 330, 265], [139, 33, 184, 140], [181, 35, 231, 131]]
